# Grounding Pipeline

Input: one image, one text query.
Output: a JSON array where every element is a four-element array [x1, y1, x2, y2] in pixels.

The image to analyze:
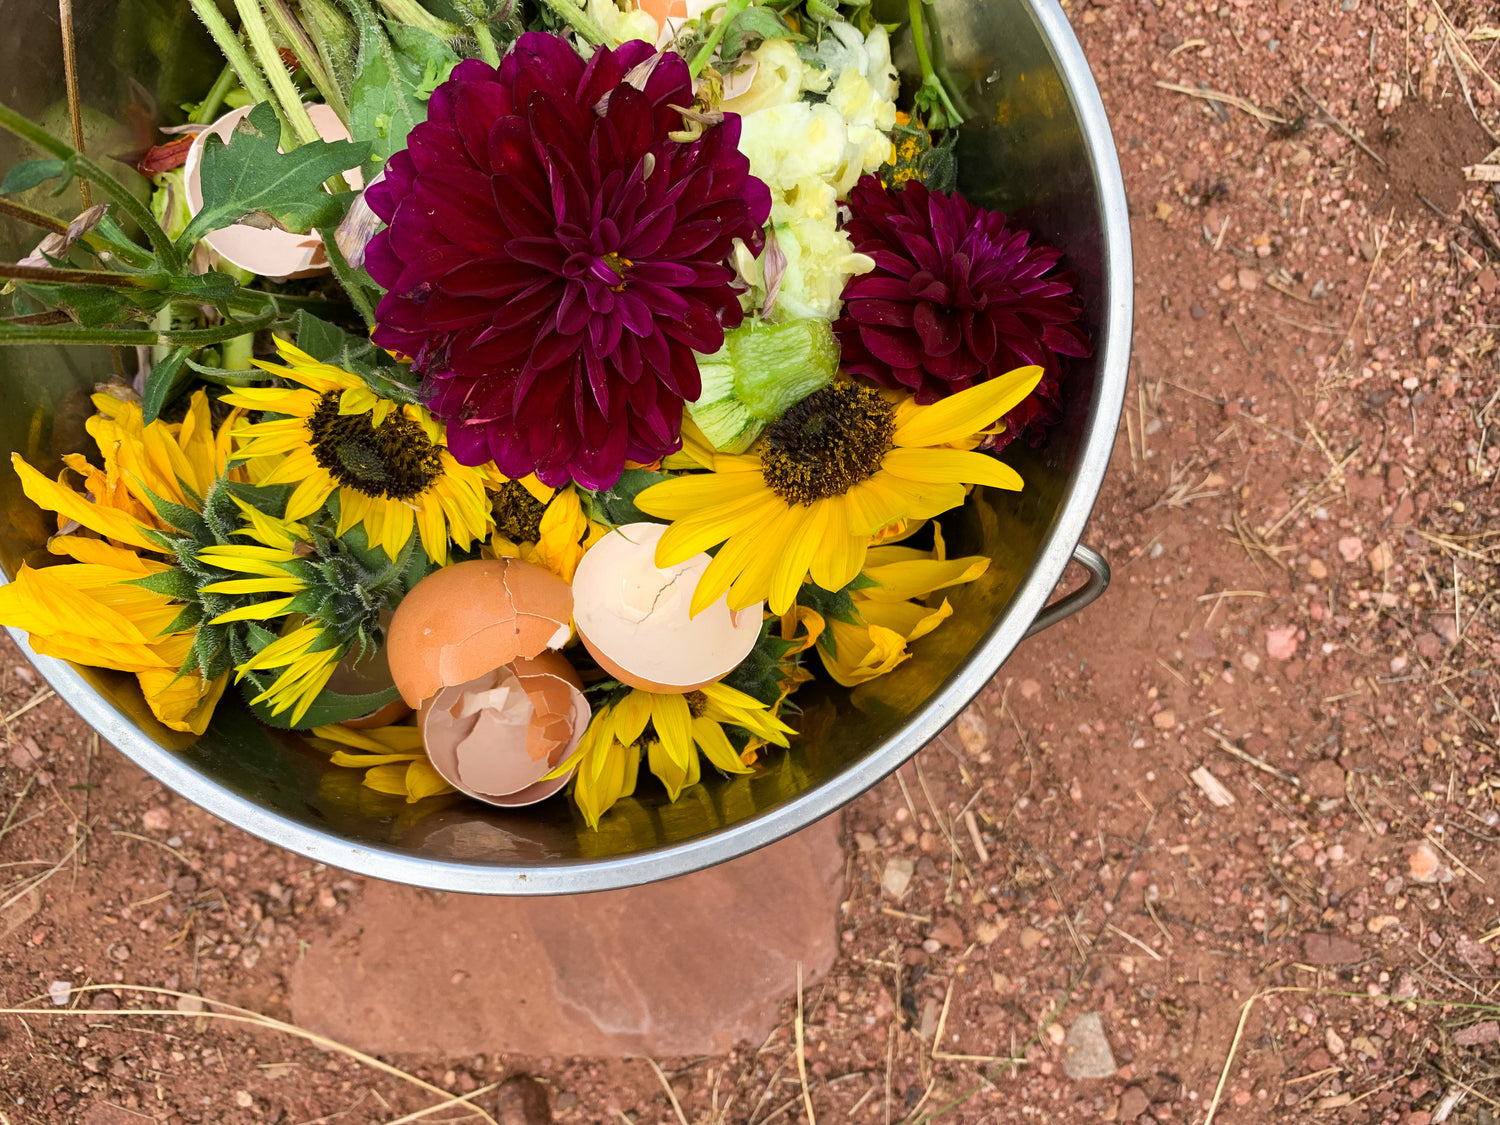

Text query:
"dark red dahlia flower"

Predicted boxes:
[[834, 176, 1089, 446], [363, 33, 772, 489]]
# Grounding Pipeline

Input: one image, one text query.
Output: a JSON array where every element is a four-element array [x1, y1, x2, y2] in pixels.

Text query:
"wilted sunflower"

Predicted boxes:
[[804, 534, 990, 686], [487, 475, 606, 584], [635, 366, 1042, 616], [548, 682, 793, 828], [310, 723, 453, 803], [224, 340, 493, 564], [0, 390, 240, 733]]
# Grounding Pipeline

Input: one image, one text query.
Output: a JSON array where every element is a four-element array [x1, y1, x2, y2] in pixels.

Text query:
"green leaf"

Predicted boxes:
[[176, 101, 372, 252], [1, 158, 68, 195], [347, 21, 460, 182], [289, 310, 420, 401], [54, 285, 158, 328], [720, 620, 800, 707], [242, 679, 402, 730], [142, 346, 193, 425], [580, 469, 670, 527], [138, 482, 211, 541], [720, 6, 801, 56]]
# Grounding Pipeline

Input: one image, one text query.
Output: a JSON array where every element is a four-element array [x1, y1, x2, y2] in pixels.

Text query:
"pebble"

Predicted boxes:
[[141, 808, 171, 833], [1237, 268, 1261, 291], [1414, 633, 1443, 659], [1454, 1021, 1500, 1047], [1307, 558, 1328, 579], [881, 858, 914, 900], [175, 994, 205, 1014], [1019, 926, 1045, 951], [1265, 626, 1299, 661], [1062, 1011, 1117, 1079], [1019, 679, 1041, 701], [928, 917, 965, 948], [1152, 710, 1176, 730], [957, 709, 988, 755], [1301, 759, 1346, 799], [1119, 1088, 1150, 1119], [1367, 543, 1392, 572], [1337, 536, 1364, 563], [234, 1091, 254, 1109], [1407, 842, 1451, 884], [47, 981, 71, 1007]]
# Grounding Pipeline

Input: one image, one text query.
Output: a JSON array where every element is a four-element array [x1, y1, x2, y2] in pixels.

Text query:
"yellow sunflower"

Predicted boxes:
[[804, 534, 990, 686], [635, 366, 1042, 616], [486, 475, 607, 583], [309, 722, 454, 802], [223, 340, 493, 565], [549, 682, 794, 828], [0, 390, 239, 733]]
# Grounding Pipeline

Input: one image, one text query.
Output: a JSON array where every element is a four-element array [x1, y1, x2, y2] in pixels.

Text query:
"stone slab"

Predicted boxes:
[[288, 815, 844, 1058]]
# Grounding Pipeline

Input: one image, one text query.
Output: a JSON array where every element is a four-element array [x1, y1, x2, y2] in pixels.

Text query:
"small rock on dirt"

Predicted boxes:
[[1190, 766, 1235, 807], [1455, 935, 1496, 972], [1454, 1021, 1500, 1047], [1119, 1087, 1150, 1119], [928, 917, 964, 948], [1237, 268, 1261, 291], [1414, 632, 1444, 659], [956, 709, 988, 755], [141, 807, 171, 832], [496, 1075, 552, 1125], [1302, 760, 1346, 799], [1408, 842, 1452, 884], [882, 858, 914, 900], [1152, 710, 1176, 730], [1307, 558, 1328, 579], [1302, 933, 1364, 965], [1062, 1011, 1117, 1079], [1337, 536, 1364, 562], [1265, 625, 1299, 661]]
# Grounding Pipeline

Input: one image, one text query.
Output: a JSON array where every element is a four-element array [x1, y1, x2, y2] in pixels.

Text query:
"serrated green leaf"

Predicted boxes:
[[137, 482, 210, 541], [176, 102, 371, 252], [54, 285, 155, 328], [163, 601, 207, 636], [289, 310, 420, 401], [1, 158, 68, 195], [580, 469, 670, 527], [720, 619, 800, 707], [141, 346, 193, 425]]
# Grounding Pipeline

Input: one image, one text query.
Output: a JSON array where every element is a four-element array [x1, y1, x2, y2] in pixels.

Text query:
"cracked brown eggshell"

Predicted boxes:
[[386, 558, 574, 709], [416, 651, 589, 808], [571, 522, 763, 693]]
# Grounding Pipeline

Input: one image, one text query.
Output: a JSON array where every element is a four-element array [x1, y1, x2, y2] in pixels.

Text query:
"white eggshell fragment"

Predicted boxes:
[[572, 522, 763, 693]]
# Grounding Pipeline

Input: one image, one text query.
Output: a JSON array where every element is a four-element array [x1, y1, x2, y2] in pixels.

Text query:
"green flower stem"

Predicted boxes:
[[192, 64, 239, 126], [233, 0, 322, 148], [375, 0, 460, 39], [906, 0, 963, 125], [0, 197, 68, 235], [470, 21, 502, 66], [316, 226, 377, 329], [689, 0, 751, 78], [0, 262, 163, 288], [536, 0, 608, 47], [263, 0, 349, 121], [0, 308, 280, 348], [0, 102, 183, 274], [188, 0, 279, 120]]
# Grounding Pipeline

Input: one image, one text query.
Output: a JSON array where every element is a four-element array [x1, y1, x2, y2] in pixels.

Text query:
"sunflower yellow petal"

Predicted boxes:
[[649, 693, 694, 771], [880, 447, 1025, 491], [860, 555, 990, 603], [892, 366, 1044, 447], [768, 500, 827, 615], [691, 716, 756, 774], [809, 499, 868, 593], [635, 470, 767, 521]]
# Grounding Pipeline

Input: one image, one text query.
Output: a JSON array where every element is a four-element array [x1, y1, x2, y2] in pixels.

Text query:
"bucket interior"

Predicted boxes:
[[0, 0, 1118, 882]]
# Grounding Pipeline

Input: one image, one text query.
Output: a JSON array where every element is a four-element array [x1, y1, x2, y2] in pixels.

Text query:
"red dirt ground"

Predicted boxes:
[[4, 1, 1500, 1123]]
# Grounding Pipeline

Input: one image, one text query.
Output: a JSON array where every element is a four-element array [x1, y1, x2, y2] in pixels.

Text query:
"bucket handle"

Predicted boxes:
[[1024, 544, 1110, 639]]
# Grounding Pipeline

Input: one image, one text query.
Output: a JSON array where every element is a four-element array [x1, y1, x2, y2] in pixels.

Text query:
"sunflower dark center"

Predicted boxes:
[[306, 391, 443, 502], [492, 480, 548, 543], [685, 690, 709, 718], [759, 383, 895, 506]]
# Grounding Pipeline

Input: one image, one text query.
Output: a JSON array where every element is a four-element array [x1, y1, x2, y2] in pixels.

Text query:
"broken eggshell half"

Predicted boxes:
[[387, 559, 587, 808], [571, 521, 763, 693]]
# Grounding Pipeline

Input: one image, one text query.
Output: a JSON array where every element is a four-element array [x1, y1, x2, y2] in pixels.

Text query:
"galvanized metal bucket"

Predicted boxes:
[[0, 0, 1130, 894]]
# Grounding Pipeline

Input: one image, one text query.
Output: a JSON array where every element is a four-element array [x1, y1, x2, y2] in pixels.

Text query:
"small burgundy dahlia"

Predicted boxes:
[[834, 176, 1089, 446], [364, 33, 772, 488]]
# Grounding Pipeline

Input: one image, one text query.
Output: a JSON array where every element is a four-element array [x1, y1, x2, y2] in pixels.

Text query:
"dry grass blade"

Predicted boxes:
[[1155, 81, 1289, 127], [1296, 83, 1389, 168], [372, 1083, 500, 1125], [57, 0, 90, 207], [646, 1058, 690, 1125], [1206, 730, 1301, 786], [795, 964, 817, 1125], [1203, 988, 1308, 1125], [0, 984, 501, 1125]]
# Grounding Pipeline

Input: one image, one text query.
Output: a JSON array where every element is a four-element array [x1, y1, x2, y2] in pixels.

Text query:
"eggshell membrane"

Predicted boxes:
[[183, 104, 364, 280], [572, 522, 763, 694], [417, 651, 590, 808], [387, 559, 573, 708]]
